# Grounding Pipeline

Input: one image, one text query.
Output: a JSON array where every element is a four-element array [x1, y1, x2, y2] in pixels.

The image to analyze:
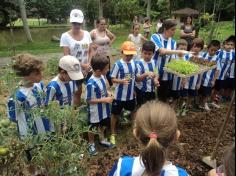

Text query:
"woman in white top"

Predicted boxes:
[[128, 23, 147, 61], [60, 9, 94, 106], [90, 18, 116, 86]]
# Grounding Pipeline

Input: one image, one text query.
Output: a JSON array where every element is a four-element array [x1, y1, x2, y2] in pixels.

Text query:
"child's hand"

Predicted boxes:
[[196, 83, 201, 90], [146, 72, 156, 79], [104, 97, 114, 103], [122, 78, 130, 85], [211, 80, 216, 87]]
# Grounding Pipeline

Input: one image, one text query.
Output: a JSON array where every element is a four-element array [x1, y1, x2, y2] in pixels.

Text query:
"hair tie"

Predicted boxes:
[[149, 132, 158, 139]]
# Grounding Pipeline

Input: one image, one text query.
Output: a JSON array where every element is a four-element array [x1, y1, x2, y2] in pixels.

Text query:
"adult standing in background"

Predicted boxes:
[[156, 18, 163, 33], [60, 9, 94, 106], [133, 16, 139, 25], [180, 16, 196, 51], [90, 18, 116, 86], [151, 19, 190, 102], [143, 17, 152, 39]]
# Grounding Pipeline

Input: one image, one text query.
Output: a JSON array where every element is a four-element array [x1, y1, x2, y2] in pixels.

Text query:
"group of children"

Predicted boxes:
[[6, 27, 235, 175]]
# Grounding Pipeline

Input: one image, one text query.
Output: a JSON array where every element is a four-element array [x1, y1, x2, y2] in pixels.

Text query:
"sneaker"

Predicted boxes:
[[181, 108, 188, 116], [204, 103, 211, 111], [88, 143, 98, 156], [110, 134, 116, 145], [100, 139, 115, 148], [209, 102, 220, 109]]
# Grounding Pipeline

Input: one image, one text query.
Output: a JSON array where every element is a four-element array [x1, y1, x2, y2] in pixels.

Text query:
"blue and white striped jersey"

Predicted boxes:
[[7, 82, 54, 139], [109, 156, 188, 176], [136, 59, 159, 92], [172, 55, 189, 91], [151, 33, 176, 81], [228, 56, 235, 78], [184, 54, 201, 90], [217, 50, 235, 80], [110, 59, 136, 101], [86, 75, 110, 123], [201, 52, 220, 87], [45, 76, 78, 106]]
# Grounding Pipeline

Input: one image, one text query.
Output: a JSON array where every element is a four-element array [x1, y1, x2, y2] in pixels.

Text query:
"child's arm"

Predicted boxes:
[[87, 97, 113, 104], [154, 76, 160, 87], [136, 72, 156, 82], [112, 78, 130, 85], [211, 70, 219, 86], [140, 34, 148, 42]]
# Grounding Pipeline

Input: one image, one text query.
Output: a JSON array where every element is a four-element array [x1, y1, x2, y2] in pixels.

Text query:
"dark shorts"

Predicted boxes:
[[180, 89, 188, 97], [171, 90, 181, 100], [226, 78, 235, 89], [136, 88, 156, 106], [88, 117, 111, 130], [157, 80, 172, 102], [188, 89, 198, 97], [111, 99, 136, 115], [199, 86, 212, 97], [214, 80, 227, 91]]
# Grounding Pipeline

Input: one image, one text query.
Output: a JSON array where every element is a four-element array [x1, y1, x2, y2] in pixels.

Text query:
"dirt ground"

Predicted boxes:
[[87, 103, 235, 176]]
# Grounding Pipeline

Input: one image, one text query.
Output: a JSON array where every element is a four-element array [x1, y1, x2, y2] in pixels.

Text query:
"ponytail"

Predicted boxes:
[[158, 19, 177, 34], [141, 138, 165, 176]]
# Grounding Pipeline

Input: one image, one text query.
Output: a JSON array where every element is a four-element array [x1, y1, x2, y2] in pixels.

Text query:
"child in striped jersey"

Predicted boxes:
[[214, 36, 235, 103], [135, 41, 159, 106], [224, 35, 235, 101], [45, 55, 84, 107], [110, 41, 137, 145], [109, 101, 189, 176], [171, 39, 188, 112], [183, 38, 204, 112], [199, 40, 221, 111], [86, 54, 114, 156], [7, 54, 54, 140]]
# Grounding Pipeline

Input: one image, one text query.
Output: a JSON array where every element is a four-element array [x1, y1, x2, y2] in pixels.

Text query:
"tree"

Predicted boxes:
[[0, 0, 19, 27], [18, 0, 33, 42], [147, 0, 151, 19]]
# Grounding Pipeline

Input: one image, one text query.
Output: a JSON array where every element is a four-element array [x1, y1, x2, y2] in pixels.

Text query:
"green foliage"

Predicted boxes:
[[45, 57, 59, 76], [165, 59, 200, 75]]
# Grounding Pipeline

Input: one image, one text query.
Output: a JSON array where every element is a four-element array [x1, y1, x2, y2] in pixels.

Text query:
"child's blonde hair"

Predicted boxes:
[[12, 54, 43, 77], [134, 101, 178, 176]]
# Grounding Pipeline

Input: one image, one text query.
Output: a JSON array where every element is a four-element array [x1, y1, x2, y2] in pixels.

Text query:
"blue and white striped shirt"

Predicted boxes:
[[184, 54, 201, 90], [110, 59, 136, 101], [45, 76, 78, 106], [201, 52, 220, 87], [86, 75, 110, 123], [172, 55, 189, 91], [109, 156, 188, 176], [7, 82, 54, 139], [151, 33, 176, 81], [217, 50, 235, 80], [136, 59, 159, 92], [228, 55, 235, 78]]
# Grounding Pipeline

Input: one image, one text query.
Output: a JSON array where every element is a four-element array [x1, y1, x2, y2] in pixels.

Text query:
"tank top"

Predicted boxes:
[[92, 29, 111, 56], [128, 34, 142, 55]]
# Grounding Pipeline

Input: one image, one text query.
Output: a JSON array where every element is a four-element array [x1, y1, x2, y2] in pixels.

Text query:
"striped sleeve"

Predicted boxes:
[[151, 34, 163, 51], [110, 62, 119, 78], [176, 166, 189, 176], [45, 86, 56, 105], [7, 97, 18, 122], [109, 160, 118, 176], [86, 83, 94, 101]]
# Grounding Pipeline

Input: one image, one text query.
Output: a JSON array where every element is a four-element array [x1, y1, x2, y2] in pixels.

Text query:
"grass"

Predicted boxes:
[[0, 21, 234, 58]]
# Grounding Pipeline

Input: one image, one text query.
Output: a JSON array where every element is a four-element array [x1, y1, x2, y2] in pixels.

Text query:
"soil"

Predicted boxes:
[[86, 103, 235, 176]]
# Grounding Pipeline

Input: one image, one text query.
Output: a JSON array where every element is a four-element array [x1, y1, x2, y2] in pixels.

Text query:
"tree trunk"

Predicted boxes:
[[18, 0, 33, 42], [98, 0, 103, 18], [147, 0, 151, 19]]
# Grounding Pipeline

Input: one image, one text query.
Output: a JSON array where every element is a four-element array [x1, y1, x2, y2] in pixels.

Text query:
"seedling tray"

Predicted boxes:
[[164, 63, 217, 78]]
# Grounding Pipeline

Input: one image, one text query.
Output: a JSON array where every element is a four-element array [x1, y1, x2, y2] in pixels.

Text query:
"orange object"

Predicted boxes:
[[121, 41, 137, 55]]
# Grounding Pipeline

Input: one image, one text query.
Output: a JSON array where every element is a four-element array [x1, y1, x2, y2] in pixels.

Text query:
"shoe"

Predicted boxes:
[[110, 134, 116, 145], [100, 139, 115, 148], [181, 108, 188, 116], [88, 143, 98, 156], [191, 104, 202, 112], [209, 102, 220, 109], [204, 103, 211, 111]]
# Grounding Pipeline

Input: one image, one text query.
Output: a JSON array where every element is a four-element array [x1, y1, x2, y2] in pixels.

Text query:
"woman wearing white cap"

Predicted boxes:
[[60, 9, 94, 105]]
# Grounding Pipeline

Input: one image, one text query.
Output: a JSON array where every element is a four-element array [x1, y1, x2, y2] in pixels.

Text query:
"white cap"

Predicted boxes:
[[59, 55, 84, 80], [70, 9, 84, 23]]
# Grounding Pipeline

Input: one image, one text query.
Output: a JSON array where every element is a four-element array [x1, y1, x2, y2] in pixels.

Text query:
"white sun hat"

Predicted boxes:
[[59, 55, 84, 80], [70, 9, 84, 23]]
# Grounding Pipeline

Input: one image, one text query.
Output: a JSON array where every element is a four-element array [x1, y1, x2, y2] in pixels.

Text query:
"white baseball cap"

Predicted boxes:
[[70, 9, 84, 23], [59, 55, 84, 80]]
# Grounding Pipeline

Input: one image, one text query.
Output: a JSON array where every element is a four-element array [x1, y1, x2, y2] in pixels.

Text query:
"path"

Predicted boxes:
[[0, 53, 63, 67]]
